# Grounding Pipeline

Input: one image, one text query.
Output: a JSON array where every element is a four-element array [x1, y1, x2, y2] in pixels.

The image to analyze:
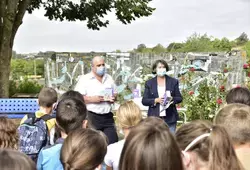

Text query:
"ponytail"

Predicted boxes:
[[209, 126, 243, 170], [176, 120, 243, 170]]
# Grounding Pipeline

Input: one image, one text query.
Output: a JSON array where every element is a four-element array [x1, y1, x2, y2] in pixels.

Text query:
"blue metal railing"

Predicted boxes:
[[0, 99, 39, 119]]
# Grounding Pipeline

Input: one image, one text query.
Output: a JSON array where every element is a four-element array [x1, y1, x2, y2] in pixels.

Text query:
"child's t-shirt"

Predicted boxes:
[[104, 139, 125, 170]]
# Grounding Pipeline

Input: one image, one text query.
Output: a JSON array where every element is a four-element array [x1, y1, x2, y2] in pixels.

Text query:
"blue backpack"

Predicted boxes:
[[18, 114, 53, 161]]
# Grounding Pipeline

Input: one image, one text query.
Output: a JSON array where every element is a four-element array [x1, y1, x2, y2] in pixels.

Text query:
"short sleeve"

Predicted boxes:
[[20, 115, 28, 125], [37, 150, 44, 170], [104, 145, 114, 167], [74, 76, 87, 95]]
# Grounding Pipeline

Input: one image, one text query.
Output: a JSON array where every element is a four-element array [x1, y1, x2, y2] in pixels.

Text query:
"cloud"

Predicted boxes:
[[13, 0, 250, 53]]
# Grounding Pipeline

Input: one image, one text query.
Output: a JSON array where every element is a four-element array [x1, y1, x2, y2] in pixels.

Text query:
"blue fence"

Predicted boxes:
[[0, 99, 39, 119]]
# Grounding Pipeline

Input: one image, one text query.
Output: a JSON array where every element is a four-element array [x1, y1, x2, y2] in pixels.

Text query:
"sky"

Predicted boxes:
[[13, 0, 250, 53]]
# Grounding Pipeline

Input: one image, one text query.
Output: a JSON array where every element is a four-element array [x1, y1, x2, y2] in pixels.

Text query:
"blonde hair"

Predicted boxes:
[[0, 117, 18, 149], [116, 101, 142, 129]]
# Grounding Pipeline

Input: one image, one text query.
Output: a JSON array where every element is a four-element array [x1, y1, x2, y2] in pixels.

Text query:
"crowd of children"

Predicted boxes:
[[0, 86, 250, 170]]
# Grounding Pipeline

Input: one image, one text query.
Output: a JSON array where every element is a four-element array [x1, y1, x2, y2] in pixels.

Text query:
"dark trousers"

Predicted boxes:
[[160, 116, 177, 134], [88, 111, 118, 145]]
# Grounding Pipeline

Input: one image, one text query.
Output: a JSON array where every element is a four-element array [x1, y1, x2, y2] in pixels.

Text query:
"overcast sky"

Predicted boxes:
[[13, 0, 250, 53]]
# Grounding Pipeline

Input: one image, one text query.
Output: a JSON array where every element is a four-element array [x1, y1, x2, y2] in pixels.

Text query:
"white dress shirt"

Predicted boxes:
[[74, 72, 116, 114]]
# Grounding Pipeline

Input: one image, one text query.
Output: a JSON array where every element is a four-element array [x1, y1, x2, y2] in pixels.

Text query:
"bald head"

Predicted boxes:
[[91, 56, 105, 66], [91, 56, 106, 77]]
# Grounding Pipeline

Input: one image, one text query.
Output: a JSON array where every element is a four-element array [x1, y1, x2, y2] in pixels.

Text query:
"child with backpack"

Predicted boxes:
[[36, 97, 88, 170], [18, 87, 58, 161]]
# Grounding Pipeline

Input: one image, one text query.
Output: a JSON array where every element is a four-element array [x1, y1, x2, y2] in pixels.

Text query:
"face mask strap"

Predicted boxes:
[[184, 133, 210, 152]]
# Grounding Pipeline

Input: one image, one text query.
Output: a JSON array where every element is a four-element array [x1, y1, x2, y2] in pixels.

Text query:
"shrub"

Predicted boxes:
[[9, 78, 43, 96]]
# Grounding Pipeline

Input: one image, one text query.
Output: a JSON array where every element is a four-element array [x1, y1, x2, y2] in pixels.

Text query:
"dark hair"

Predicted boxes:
[[61, 129, 107, 170], [0, 117, 18, 149], [0, 149, 36, 170], [119, 117, 183, 170], [226, 87, 250, 106], [56, 98, 87, 134], [38, 87, 57, 107], [59, 90, 84, 103], [152, 59, 169, 74], [176, 120, 243, 170], [55, 90, 85, 140], [215, 103, 250, 145]]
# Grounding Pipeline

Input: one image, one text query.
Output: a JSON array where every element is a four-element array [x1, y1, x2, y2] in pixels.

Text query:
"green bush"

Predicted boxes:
[[9, 78, 43, 96], [179, 71, 226, 121], [9, 80, 18, 97], [11, 59, 44, 80]]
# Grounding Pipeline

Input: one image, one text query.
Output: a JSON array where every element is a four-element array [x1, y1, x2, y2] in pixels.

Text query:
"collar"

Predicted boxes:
[[90, 72, 107, 82]]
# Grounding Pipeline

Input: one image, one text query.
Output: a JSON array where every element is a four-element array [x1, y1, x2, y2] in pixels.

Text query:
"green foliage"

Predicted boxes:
[[182, 81, 222, 121], [179, 71, 226, 121], [180, 33, 232, 52], [116, 86, 133, 104], [9, 80, 18, 97], [135, 32, 241, 54], [166, 43, 184, 52], [136, 44, 147, 52], [236, 32, 249, 46], [244, 41, 250, 58], [18, 78, 43, 94], [11, 59, 44, 80], [152, 44, 167, 53], [27, 0, 155, 30], [9, 79, 43, 97]]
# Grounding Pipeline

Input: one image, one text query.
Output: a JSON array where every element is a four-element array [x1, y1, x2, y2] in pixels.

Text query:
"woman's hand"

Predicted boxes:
[[155, 98, 164, 105]]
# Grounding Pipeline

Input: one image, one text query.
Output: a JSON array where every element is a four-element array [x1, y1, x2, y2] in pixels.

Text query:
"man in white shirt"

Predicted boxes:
[[74, 56, 118, 144]]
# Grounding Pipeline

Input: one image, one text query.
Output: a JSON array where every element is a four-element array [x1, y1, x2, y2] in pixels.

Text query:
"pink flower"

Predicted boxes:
[[216, 99, 223, 104], [219, 85, 225, 92], [189, 91, 194, 95], [243, 64, 249, 69], [223, 68, 228, 73], [189, 68, 195, 72]]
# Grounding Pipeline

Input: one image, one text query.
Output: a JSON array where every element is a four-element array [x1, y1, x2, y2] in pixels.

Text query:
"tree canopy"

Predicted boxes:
[[236, 32, 249, 46], [134, 32, 249, 54], [0, 0, 155, 97], [26, 0, 155, 30]]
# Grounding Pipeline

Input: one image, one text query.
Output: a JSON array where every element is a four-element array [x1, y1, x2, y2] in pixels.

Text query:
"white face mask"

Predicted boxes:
[[156, 68, 166, 77]]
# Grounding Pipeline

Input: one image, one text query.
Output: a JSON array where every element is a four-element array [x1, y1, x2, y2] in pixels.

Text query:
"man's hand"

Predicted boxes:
[[109, 96, 115, 103], [109, 92, 118, 103]]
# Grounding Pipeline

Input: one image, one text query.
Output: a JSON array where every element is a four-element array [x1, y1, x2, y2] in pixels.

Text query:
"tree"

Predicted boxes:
[[136, 44, 147, 52], [182, 33, 213, 52], [115, 49, 121, 53], [0, 0, 155, 97], [152, 43, 166, 53], [219, 37, 232, 51], [236, 32, 249, 46], [166, 42, 184, 52]]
